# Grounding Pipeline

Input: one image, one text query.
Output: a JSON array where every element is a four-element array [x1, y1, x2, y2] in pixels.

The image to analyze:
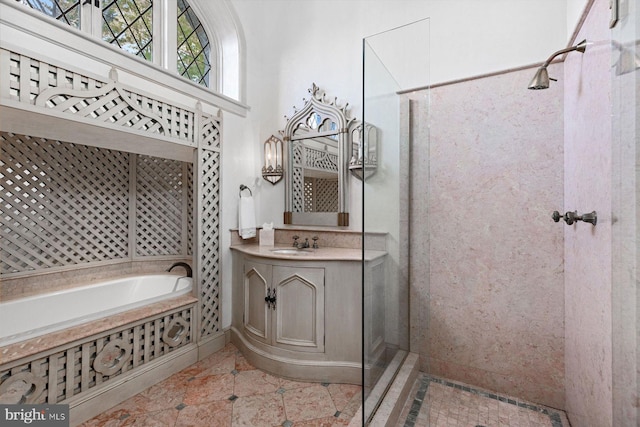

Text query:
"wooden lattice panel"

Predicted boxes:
[[304, 178, 314, 212], [1, 133, 130, 274], [305, 147, 338, 172], [187, 163, 194, 257], [198, 148, 221, 338], [1, 132, 192, 276], [3, 49, 196, 145], [201, 115, 221, 149], [314, 178, 339, 212], [135, 156, 185, 257], [0, 307, 193, 404]]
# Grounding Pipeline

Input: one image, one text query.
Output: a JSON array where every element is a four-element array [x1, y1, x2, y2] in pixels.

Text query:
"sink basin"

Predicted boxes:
[[270, 248, 311, 256]]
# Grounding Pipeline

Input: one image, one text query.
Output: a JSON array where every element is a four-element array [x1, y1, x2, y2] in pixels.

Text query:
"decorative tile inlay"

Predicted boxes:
[[400, 375, 566, 427]]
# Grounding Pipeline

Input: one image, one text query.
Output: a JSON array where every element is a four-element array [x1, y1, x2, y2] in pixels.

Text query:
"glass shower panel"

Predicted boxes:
[[611, 0, 639, 425], [362, 18, 429, 424]]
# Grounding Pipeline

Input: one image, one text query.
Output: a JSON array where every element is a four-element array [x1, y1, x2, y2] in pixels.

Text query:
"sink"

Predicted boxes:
[[270, 248, 311, 256]]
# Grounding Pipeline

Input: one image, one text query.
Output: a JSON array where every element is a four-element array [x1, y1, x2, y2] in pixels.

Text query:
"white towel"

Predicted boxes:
[[238, 195, 256, 239]]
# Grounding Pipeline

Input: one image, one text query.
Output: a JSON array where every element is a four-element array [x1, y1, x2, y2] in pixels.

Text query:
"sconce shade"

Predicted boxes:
[[349, 122, 378, 180], [262, 135, 284, 185]]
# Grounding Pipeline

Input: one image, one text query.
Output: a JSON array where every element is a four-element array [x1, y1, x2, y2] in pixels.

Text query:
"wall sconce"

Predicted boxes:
[[349, 122, 378, 180], [262, 135, 283, 185]]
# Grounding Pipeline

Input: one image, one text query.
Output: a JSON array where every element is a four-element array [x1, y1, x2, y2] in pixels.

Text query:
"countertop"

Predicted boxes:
[[230, 244, 387, 262]]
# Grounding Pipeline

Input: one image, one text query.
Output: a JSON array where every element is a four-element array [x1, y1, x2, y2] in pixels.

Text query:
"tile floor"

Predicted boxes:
[[396, 374, 570, 427], [80, 343, 362, 427]]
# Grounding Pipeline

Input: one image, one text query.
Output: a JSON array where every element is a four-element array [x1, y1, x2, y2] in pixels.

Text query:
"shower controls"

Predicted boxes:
[[552, 210, 597, 226]]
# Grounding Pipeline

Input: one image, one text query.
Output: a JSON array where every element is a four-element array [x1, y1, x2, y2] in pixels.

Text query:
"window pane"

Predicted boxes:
[[23, 0, 80, 29], [177, 0, 211, 88], [102, 0, 153, 61]]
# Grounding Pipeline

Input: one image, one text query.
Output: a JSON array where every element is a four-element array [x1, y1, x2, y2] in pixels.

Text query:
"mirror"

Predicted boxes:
[[282, 84, 355, 226]]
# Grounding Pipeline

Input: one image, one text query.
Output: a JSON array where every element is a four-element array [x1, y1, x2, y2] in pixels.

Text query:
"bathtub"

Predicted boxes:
[[0, 274, 192, 346]]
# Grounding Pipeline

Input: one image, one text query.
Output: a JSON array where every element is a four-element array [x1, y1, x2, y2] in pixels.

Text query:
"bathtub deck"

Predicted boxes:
[[79, 342, 362, 426], [0, 294, 197, 365]]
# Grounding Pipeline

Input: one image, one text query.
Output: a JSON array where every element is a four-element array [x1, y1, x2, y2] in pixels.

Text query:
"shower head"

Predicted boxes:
[[528, 67, 553, 90], [528, 39, 587, 90]]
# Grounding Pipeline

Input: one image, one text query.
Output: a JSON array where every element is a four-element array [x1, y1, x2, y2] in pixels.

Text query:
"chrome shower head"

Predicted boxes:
[[528, 67, 552, 90], [528, 39, 587, 90]]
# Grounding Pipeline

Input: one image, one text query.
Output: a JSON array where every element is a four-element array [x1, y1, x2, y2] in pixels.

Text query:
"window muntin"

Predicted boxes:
[[21, 0, 81, 29], [177, 0, 211, 88], [102, 0, 153, 61], [17, 0, 216, 90]]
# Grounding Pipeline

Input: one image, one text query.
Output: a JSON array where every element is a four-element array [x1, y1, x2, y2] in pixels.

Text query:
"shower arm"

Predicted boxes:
[[539, 39, 588, 69]]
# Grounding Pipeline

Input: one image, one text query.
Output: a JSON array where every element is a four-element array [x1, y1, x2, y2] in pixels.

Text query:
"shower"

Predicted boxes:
[[528, 39, 587, 89]]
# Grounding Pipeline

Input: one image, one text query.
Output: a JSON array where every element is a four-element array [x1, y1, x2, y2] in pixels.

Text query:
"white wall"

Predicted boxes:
[[219, 0, 575, 328]]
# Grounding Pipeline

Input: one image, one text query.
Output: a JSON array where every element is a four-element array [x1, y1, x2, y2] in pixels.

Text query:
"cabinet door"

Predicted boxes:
[[243, 261, 271, 344], [272, 266, 325, 353]]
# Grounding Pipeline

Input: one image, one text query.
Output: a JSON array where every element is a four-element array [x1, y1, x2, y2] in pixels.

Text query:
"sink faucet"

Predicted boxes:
[[167, 262, 192, 278], [292, 235, 310, 249]]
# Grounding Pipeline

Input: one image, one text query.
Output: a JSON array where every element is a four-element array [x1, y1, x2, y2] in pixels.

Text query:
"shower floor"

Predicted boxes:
[[79, 343, 361, 426], [396, 374, 569, 427]]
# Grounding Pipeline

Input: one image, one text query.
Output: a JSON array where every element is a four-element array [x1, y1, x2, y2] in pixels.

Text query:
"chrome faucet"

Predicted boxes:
[[292, 235, 319, 249], [167, 262, 192, 278]]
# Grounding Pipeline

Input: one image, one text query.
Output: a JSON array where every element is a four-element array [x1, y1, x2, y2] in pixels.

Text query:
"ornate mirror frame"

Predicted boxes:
[[282, 84, 355, 226]]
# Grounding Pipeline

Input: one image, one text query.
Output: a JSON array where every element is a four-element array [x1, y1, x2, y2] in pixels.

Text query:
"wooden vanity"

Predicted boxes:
[[230, 242, 386, 384]]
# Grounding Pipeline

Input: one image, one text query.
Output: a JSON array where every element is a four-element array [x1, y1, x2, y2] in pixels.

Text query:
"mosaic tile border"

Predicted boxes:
[[402, 376, 564, 427]]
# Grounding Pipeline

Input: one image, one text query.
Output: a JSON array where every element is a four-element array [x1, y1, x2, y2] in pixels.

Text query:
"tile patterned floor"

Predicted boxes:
[[80, 343, 362, 427], [396, 374, 570, 427]]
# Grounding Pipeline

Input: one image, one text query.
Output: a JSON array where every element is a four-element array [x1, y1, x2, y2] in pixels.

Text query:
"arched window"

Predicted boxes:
[[19, 0, 81, 28], [102, 0, 153, 61], [177, 0, 211, 87], [18, 0, 213, 88]]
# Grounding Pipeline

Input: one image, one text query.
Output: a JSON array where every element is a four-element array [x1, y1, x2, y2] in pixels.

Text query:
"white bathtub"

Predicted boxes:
[[0, 274, 192, 346]]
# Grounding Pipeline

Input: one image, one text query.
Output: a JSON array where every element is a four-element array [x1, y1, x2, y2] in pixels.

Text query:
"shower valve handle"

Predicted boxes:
[[552, 210, 597, 226]]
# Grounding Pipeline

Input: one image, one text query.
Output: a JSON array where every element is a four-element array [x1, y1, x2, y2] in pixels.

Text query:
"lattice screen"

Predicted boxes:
[[303, 178, 338, 212], [1, 132, 192, 276], [197, 115, 222, 338], [292, 142, 304, 212], [5, 50, 196, 144], [0, 307, 192, 404], [315, 178, 339, 211], [1, 133, 130, 274], [135, 156, 185, 257]]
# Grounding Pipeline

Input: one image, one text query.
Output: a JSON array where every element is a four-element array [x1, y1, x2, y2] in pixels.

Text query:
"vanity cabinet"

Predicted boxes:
[[243, 260, 324, 353], [230, 245, 385, 384]]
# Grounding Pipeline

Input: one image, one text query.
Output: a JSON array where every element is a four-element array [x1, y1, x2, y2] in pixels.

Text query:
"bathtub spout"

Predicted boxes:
[[168, 262, 192, 278]]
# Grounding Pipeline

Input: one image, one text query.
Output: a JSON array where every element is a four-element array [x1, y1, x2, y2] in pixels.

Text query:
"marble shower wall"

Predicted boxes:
[[408, 65, 565, 409], [563, 0, 614, 425]]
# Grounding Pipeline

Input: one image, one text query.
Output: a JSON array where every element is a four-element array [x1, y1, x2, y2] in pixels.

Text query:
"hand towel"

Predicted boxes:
[[239, 195, 256, 239]]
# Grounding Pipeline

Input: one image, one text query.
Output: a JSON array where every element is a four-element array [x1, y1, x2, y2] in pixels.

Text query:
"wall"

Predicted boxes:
[[563, 0, 614, 425], [221, 0, 572, 329], [409, 65, 565, 409]]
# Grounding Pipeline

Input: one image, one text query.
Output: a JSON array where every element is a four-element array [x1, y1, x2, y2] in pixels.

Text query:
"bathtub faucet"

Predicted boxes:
[[168, 262, 192, 278]]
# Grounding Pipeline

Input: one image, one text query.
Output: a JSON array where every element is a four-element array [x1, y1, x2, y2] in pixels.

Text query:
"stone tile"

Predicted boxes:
[[183, 373, 235, 405], [231, 392, 286, 426], [233, 368, 281, 397], [120, 408, 179, 426], [79, 343, 361, 426], [282, 384, 337, 422], [327, 383, 362, 412], [234, 352, 255, 372], [175, 400, 232, 427]]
